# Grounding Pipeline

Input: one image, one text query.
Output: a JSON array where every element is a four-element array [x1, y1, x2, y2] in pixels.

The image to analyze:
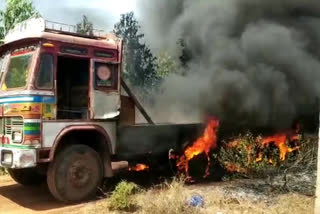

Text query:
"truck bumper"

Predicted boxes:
[[0, 147, 37, 169]]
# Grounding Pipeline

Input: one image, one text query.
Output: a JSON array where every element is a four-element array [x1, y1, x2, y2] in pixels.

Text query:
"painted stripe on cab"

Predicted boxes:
[[0, 96, 55, 104], [24, 119, 41, 123], [24, 126, 40, 131], [24, 130, 41, 135]]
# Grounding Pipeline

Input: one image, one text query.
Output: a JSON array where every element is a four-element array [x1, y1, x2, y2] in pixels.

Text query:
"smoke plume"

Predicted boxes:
[[138, 0, 320, 128]]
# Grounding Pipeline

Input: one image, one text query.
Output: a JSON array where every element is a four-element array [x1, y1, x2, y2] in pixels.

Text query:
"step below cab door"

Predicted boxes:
[[89, 59, 121, 119]]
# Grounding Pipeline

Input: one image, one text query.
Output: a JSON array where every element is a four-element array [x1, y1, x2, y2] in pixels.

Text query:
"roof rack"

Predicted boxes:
[[4, 17, 112, 44], [44, 20, 106, 39]]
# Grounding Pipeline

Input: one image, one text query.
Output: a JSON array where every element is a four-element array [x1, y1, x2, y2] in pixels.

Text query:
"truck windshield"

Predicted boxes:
[[4, 53, 33, 89]]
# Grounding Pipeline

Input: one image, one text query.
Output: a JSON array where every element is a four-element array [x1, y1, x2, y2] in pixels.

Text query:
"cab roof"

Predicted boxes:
[[2, 18, 121, 52]]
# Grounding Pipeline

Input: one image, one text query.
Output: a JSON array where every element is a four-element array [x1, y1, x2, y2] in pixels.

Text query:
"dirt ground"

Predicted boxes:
[[0, 176, 87, 214], [0, 171, 315, 214]]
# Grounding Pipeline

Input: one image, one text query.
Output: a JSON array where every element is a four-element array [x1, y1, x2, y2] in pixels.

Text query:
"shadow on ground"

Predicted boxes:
[[103, 161, 226, 194], [0, 180, 68, 212]]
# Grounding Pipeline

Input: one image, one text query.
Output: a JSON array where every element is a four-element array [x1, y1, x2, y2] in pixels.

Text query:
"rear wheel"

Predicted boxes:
[[47, 144, 103, 203], [8, 168, 46, 186]]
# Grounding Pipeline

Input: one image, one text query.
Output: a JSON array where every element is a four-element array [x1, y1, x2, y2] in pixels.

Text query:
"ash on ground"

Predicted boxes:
[[221, 169, 316, 204]]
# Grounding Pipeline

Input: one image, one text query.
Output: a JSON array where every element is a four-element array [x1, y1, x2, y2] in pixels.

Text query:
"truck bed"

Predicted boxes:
[[116, 123, 204, 161], [115, 121, 294, 164]]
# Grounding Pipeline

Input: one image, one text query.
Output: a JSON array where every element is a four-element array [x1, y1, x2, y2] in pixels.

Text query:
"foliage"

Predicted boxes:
[[218, 131, 307, 178], [0, 0, 40, 40], [156, 52, 178, 78], [108, 180, 141, 211], [76, 15, 94, 36], [288, 135, 318, 170], [114, 12, 160, 95]]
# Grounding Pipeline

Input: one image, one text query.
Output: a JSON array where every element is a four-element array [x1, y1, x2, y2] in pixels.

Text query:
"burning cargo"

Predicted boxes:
[[168, 117, 303, 181]]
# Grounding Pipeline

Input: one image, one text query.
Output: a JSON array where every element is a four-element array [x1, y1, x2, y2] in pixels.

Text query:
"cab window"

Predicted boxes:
[[4, 53, 33, 89], [36, 53, 54, 89]]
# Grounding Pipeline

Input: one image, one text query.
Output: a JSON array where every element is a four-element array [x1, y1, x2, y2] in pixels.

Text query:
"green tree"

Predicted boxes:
[[76, 15, 94, 36], [114, 12, 160, 94], [156, 52, 178, 78], [0, 0, 40, 40]]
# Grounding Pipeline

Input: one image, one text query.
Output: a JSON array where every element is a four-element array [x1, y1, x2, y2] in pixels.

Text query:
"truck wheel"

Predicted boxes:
[[47, 144, 103, 203], [8, 168, 46, 186]]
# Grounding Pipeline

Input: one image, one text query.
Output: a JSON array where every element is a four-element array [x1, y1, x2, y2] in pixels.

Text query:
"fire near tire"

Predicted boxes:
[[8, 168, 46, 186], [47, 144, 103, 203]]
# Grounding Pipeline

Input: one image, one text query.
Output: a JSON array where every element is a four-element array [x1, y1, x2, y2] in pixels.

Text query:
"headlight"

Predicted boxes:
[[1, 151, 13, 165], [3, 153, 12, 163], [12, 130, 23, 143]]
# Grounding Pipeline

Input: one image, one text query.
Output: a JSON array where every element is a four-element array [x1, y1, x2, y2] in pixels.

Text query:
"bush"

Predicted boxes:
[[0, 167, 7, 175], [219, 132, 268, 177], [218, 131, 310, 178], [108, 181, 141, 212]]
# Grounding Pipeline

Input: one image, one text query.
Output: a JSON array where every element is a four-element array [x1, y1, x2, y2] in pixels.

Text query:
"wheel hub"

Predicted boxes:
[[69, 160, 92, 187]]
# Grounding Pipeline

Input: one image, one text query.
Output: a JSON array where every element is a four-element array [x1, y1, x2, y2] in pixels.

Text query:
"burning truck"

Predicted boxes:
[[0, 18, 206, 203], [0, 18, 307, 203]]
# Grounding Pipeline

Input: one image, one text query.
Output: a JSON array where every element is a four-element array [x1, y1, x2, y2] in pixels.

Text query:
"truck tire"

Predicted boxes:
[[47, 144, 103, 203], [8, 168, 46, 186]]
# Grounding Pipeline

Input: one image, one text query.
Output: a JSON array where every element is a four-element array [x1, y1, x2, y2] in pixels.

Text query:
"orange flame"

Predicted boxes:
[[225, 126, 300, 173], [177, 118, 219, 179], [129, 164, 149, 172], [257, 129, 300, 162]]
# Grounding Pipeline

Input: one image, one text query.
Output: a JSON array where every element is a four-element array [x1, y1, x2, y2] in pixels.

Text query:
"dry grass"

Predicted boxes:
[[136, 178, 199, 214], [67, 178, 314, 214]]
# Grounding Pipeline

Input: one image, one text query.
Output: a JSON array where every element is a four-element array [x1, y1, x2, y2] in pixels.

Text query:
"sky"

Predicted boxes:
[[1, 0, 138, 31]]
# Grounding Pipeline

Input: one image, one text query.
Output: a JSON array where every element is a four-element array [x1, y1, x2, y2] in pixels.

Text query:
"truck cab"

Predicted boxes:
[[0, 18, 202, 203]]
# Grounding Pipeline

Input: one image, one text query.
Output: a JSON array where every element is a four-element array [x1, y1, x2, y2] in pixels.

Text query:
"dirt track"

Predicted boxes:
[[0, 176, 85, 214]]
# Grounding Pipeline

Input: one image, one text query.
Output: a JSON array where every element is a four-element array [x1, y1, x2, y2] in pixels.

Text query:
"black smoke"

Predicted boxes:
[[137, 0, 320, 128]]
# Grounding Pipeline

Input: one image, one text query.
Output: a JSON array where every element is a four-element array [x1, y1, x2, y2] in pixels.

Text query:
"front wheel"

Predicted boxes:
[[8, 168, 46, 186], [47, 145, 103, 203]]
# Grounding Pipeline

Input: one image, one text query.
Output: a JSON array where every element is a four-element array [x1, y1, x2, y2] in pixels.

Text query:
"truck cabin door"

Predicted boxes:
[[89, 59, 121, 119]]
